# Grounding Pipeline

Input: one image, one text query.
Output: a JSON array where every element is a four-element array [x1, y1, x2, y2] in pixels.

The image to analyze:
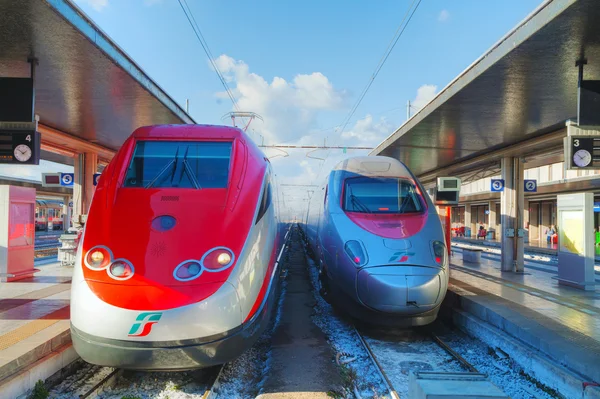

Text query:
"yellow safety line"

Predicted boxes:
[[0, 307, 69, 351]]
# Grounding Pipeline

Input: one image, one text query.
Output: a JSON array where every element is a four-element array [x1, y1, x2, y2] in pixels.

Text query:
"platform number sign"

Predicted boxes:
[[490, 179, 505, 192], [524, 180, 537, 192], [93, 173, 101, 186], [568, 136, 599, 169], [60, 172, 74, 187]]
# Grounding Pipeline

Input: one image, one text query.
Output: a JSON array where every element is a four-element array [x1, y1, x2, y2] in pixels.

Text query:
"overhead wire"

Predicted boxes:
[[178, 0, 249, 126], [312, 0, 423, 184]]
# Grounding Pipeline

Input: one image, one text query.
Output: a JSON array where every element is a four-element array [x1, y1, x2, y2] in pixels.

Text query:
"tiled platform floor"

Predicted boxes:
[[0, 262, 72, 384], [449, 247, 600, 384]]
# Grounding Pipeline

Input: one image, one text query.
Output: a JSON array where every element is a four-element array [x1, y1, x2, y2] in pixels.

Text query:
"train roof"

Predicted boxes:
[[131, 124, 246, 140], [333, 156, 413, 179]]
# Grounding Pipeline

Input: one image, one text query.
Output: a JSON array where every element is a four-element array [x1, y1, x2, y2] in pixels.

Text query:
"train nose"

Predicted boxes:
[[356, 266, 443, 314]]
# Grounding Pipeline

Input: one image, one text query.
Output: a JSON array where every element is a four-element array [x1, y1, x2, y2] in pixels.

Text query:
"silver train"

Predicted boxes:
[[301, 156, 448, 326]]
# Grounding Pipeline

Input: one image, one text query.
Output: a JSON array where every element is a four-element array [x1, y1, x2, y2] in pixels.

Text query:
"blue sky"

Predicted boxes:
[[0, 0, 543, 217]]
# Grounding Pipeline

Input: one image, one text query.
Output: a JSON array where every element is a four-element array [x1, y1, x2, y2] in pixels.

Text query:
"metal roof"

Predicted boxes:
[[0, 0, 194, 164], [371, 0, 600, 178]]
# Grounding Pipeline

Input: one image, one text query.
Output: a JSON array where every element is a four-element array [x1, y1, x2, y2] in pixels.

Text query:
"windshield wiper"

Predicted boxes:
[[145, 157, 177, 189], [173, 146, 201, 189], [350, 194, 371, 213]]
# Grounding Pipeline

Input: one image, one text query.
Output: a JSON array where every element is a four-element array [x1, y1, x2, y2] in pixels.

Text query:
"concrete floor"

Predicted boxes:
[[257, 228, 344, 399]]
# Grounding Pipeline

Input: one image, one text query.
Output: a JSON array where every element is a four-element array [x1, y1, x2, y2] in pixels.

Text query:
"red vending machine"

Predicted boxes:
[[0, 185, 39, 282], [434, 177, 461, 257]]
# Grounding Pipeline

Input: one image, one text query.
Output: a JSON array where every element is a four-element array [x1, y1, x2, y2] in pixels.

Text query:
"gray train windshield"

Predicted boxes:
[[343, 177, 423, 214]]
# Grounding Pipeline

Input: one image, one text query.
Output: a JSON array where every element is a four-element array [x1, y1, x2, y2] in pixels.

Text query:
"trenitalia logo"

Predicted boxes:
[[128, 312, 162, 337], [389, 251, 415, 263]]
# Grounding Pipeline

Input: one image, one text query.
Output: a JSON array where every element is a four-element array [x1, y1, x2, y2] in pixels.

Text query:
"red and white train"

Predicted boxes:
[[70, 124, 287, 370]]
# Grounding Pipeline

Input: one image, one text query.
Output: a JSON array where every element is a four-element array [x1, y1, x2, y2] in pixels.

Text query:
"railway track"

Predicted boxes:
[[354, 326, 478, 399], [49, 362, 224, 398]]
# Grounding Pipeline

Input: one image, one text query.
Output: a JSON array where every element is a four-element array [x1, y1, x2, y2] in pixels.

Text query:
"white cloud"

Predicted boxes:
[[212, 54, 345, 145], [340, 115, 394, 147], [79, 0, 108, 11], [438, 9, 450, 22], [412, 84, 438, 111]]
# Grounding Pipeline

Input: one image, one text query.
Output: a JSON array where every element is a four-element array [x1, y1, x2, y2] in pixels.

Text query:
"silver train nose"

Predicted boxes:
[[356, 266, 444, 314]]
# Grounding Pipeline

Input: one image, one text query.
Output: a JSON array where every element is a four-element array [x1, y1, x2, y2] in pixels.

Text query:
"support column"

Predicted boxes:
[[523, 198, 530, 244], [488, 201, 497, 239], [73, 152, 98, 228], [500, 157, 525, 272], [464, 204, 472, 238]]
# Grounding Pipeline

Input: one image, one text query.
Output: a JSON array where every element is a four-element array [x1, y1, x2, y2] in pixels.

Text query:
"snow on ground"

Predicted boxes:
[[303, 251, 390, 399], [217, 260, 289, 399], [362, 333, 463, 398], [437, 329, 559, 399]]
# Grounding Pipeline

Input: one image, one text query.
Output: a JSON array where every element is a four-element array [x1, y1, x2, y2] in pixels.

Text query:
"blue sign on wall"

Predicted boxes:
[[93, 173, 102, 186], [490, 179, 505, 192], [524, 179, 537, 192], [60, 173, 74, 187]]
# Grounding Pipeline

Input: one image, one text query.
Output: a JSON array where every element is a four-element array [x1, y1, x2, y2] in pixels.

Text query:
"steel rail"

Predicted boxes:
[[354, 327, 400, 399], [431, 333, 479, 373]]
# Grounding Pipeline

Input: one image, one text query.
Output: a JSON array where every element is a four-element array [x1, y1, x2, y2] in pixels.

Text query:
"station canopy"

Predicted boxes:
[[372, 0, 600, 182], [0, 0, 194, 165]]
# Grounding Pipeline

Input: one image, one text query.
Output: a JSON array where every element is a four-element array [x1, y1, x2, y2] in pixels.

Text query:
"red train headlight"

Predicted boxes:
[[432, 241, 447, 267], [202, 247, 235, 271], [84, 246, 112, 270], [174, 260, 203, 281], [344, 240, 368, 267], [107, 259, 135, 280]]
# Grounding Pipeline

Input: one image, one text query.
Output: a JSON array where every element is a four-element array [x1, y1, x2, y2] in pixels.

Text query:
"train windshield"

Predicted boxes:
[[123, 141, 232, 189], [343, 177, 424, 214]]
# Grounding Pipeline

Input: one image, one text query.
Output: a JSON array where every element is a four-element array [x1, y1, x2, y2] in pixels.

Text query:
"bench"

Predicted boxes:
[[462, 248, 483, 263]]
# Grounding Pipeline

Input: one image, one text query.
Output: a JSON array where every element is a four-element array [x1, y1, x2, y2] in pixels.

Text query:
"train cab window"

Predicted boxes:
[[255, 180, 272, 224], [123, 141, 233, 189], [343, 177, 424, 214]]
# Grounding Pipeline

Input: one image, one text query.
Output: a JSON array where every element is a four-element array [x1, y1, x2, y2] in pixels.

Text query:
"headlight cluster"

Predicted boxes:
[[432, 240, 448, 268], [173, 247, 235, 282], [344, 240, 368, 267], [84, 245, 135, 281]]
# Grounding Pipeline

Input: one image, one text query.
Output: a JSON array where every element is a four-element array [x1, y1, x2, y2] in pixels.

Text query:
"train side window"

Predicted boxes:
[[255, 180, 272, 224]]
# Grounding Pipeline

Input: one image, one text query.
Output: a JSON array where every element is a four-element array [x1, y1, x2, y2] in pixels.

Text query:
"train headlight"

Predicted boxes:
[[84, 246, 112, 270], [432, 241, 447, 268], [174, 260, 203, 281], [202, 247, 235, 271], [344, 240, 368, 267], [107, 259, 134, 280]]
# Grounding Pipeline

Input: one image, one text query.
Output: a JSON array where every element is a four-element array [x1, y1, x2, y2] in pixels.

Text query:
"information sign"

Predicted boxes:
[[0, 128, 41, 165], [60, 173, 74, 187], [490, 179, 504, 192], [524, 180, 537, 192]]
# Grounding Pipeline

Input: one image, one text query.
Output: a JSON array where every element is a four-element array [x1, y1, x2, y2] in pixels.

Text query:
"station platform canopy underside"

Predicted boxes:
[[0, 0, 194, 165], [372, 0, 600, 183]]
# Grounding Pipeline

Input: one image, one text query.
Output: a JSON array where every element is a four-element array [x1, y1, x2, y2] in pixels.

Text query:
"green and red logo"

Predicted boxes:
[[128, 312, 162, 337], [389, 250, 415, 263]]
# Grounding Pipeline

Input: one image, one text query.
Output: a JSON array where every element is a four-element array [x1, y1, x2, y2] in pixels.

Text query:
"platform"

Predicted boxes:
[[453, 236, 600, 262], [446, 247, 600, 397], [0, 261, 76, 397]]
